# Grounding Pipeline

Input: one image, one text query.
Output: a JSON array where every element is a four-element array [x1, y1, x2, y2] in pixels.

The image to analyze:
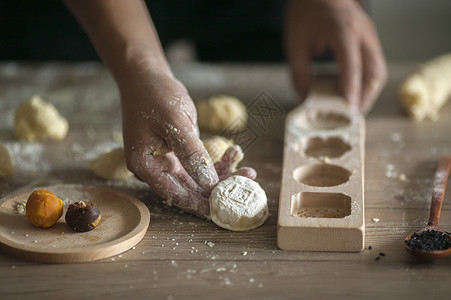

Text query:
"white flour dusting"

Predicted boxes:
[[69, 140, 122, 162], [4, 142, 50, 173]]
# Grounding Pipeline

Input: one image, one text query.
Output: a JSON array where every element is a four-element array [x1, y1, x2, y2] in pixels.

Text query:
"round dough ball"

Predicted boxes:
[[0, 144, 14, 179], [26, 189, 64, 228], [89, 147, 133, 180], [197, 95, 247, 134], [209, 175, 268, 231], [14, 95, 69, 141]]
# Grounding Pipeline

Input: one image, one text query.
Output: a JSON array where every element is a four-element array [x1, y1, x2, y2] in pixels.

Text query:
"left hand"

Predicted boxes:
[[284, 0, 387, 113]]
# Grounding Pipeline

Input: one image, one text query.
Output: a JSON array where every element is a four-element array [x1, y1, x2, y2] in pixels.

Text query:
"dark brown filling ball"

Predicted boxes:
[[65, 201, 101, 232]]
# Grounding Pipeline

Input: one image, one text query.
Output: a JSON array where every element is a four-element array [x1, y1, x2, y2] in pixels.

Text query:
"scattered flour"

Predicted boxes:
[[69, 140, 122, 162], [4, 142, 50, 173], [385, 164, 397, 178], [390, 132, 403, 143]]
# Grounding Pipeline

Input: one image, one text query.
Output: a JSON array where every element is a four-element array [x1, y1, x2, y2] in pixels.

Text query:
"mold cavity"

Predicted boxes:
[[303, 137, 351, 158], [291, 192, 351, 218], [295, 110, 351, 130], [293, 164, 351, 187]]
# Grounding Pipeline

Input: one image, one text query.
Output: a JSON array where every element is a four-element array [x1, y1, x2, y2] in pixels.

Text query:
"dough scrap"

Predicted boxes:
[[89, 147, 133, 180], [202, 136, 242, 172], [0, 144, 14, 179], [14, 95, 69, 141], [209, 175, 268, 231], [399, 53, 451, 121], [197, 95, 247, 133]]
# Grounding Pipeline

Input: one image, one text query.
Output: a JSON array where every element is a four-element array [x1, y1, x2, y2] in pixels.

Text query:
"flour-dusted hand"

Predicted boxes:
[[120, 73, 257, 218], [121, 72, 258, 218], [285, 0, 387, 113], [64, 0, 258, 218], [118, 70, 218, 217], [214, 146, 256, 182]]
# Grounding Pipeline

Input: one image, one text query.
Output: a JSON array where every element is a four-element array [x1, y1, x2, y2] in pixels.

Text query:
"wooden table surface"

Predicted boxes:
[[1, 62, 451, 300]]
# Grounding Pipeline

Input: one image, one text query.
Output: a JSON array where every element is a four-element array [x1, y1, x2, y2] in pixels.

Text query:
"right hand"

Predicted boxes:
[[284, 0, 387, 113]]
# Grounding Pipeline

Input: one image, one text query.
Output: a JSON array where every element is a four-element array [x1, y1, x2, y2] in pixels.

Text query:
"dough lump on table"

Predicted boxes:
[[0, 144, 14, 179], [14, 95, 69, 141], [399, 53, 451, 121], [197, 95, 247, 134], [209, 175, 268, 231], [89, 147, 133, 180]]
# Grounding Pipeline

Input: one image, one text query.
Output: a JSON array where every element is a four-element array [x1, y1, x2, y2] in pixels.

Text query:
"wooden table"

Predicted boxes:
[[1, 62, 451, 299]]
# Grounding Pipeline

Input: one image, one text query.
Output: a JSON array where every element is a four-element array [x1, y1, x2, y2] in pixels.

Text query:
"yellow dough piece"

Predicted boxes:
[[26, 189, 64, 228], [89, 147, 133, 180], [196, 95, 247, 133], [399, 53, 451, 121], [202, 136, 243, 172], [0, 144, 14, 179], [14, 95, 69, 141]]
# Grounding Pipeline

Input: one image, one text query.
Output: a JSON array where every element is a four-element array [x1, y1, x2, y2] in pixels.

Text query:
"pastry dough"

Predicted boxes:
[[399, 53, 451, 121], [209, 175, 268, 231], [197, 95, 247, 133], [14, 95, 69, 141], [202, 136, 242, 172], [89, 147, 133, 180], [0, 144, 14, 179]]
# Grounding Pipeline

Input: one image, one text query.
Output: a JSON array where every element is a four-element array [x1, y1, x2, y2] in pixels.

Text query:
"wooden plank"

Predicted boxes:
[[277, 94, 365, 251], [1, 63, 451, 299]]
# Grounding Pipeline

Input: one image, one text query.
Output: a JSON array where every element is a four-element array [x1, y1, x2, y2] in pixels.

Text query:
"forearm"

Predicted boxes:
[[64, 0, 172, 84]]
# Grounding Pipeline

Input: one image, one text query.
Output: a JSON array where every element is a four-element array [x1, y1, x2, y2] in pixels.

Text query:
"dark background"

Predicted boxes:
[[0, 0, 285, 62]]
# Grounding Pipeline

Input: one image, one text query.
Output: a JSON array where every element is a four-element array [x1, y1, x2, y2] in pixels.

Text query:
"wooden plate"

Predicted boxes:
[[0, 184, 150, 263]]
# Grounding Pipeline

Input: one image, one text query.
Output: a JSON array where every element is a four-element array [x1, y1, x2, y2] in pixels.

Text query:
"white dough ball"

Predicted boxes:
[[89, 147, 133, 180], [209, 175, 268, 231], [14, 95, 69, 141]]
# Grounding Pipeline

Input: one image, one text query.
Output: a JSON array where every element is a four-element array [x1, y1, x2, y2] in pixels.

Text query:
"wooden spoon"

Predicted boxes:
[[404, 156, 451, 259]]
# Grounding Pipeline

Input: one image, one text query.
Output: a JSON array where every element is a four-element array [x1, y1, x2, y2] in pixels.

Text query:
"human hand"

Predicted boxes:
[[215, 145, 257, 182], [65, 0, 257, 217], [119, 69, 255, 218], [284, 0, 387, 113]]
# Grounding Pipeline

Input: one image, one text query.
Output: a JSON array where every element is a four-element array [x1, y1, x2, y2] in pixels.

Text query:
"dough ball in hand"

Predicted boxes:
[[197, 95, 247, 134], [202, 136, 243, 172], [14, 95, 69, 141], [89, 147, 134, 180], [209, 175, 268, 231], [0, 144, 14, 179]]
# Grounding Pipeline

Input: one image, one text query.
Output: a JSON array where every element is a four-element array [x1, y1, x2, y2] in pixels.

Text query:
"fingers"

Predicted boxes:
[[166, 125, 219, 192], [214, 145, 242, 179], [360, 32, 388, 114], [332, 30, 362, 110], [127, 141, 210, 218], [214, 145, 257, 181], [152, 81, 219, 191], [216, 165, 257, 181], [290, 49, 313, 103], [233, 167, 257, 180]]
